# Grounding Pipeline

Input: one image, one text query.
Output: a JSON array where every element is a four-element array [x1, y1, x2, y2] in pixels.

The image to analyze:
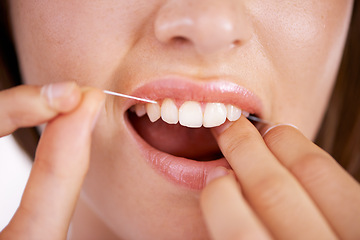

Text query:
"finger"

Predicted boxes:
[[263, 124, 360, 239], [0, 82, 81, 137], [213, 117, 336, 240], [201, 167, 271, 240], [2, 89, 105, 239]]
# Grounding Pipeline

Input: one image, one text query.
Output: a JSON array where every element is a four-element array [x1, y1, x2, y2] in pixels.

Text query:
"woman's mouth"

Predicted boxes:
[[122, 78, 263, 190], [129, 99, 248, 161]]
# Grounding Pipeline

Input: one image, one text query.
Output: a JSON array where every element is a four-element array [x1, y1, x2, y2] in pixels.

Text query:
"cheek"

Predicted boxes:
[[10, 0, 153, 87], [248, 0, 353, 138], [254, 1, 351, 76]]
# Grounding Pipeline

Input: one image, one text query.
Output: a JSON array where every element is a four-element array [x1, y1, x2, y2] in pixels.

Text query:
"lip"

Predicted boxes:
[[122, 77, 263, 190], [123, 77, 263, 117]]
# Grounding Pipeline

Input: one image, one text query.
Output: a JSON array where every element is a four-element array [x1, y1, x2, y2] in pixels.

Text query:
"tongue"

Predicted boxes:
[[128, 112, 222, 161]]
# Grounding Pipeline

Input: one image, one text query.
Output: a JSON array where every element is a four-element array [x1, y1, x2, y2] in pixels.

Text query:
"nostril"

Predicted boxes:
[[233, 39, 241, 46], [171, 36, 191, 46], [229, 39, 241, 49]]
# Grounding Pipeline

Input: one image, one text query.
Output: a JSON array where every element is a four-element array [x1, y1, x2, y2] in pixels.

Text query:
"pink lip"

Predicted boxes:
[[123, 77, 263, 190], [124, 77, 263, 117]]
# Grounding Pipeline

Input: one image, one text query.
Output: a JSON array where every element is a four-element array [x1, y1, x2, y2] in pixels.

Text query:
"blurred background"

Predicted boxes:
[[0, 134, 31, 231]]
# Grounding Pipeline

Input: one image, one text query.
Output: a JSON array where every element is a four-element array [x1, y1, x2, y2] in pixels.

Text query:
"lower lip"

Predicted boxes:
[[125, 114, 231, 190]]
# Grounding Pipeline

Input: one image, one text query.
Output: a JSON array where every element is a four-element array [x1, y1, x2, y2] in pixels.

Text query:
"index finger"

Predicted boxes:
[[263, 124, 360, 239], [213, 117, 335, 239]]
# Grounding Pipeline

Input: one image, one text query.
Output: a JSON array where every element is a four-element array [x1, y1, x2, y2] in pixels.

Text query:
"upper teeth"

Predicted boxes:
[[131, 98, 248, 128], [161, 98, 179, 124], [179, 101, 203, 128]]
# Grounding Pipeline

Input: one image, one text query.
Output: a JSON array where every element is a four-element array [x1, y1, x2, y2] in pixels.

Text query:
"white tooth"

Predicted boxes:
[[226, 104, 242, 121], [203, 103, 227, 127], [135, 104, 146, 117], [161, 98, 178, 124], [179, 101, 203, 128], [242, 110, 250, 118], [146, 102, 161, 122]]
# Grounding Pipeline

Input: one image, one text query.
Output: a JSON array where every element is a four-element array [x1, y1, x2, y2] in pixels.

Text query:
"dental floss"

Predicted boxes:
[[103, 90, 157, 104], [246, 115, 273, 125]]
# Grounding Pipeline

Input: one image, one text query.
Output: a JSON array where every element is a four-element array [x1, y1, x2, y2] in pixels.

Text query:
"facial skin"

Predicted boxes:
[[9, 0, 353, 239]]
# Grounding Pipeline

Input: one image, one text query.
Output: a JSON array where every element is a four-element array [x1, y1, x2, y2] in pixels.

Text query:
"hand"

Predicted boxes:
[[0, 82, 104, 240], [200, 117, 360, 240]]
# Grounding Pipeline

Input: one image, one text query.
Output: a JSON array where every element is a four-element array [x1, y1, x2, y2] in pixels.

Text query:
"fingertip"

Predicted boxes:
[[211, 121, 234, 138], [201, 169, 232, 210], [214, 117, 262, 153], [213, 116, 260, 138], [41, 81, 82, 113], [78, 88, 106, 130], [88, 89, 106, 130], [80, 87, 106, 113], [82, 87, 106, 101], [211, 116, 252, 141], [206, 166, 231, 185]]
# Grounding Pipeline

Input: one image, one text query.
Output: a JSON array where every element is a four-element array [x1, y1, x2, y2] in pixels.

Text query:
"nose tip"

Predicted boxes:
[[154, 2, 252, 55]]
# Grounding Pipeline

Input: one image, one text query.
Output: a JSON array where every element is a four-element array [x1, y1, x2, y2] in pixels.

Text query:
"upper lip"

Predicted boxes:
[[121, 76, 264, 118]]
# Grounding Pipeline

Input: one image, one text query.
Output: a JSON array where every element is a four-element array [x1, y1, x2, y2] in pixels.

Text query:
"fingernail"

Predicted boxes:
[[261, 123, 299, 137], [206, 166, 230, 185], [41, 82, 77, 108]]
